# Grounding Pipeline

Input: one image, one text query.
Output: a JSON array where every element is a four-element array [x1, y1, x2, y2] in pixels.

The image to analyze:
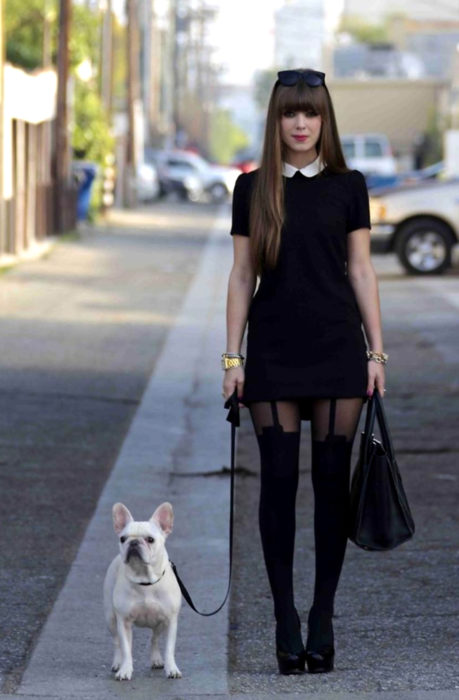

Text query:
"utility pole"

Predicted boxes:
[[100, 0, 113, 117], [54, 0, 72, 232], [125, 0, 139, 207]]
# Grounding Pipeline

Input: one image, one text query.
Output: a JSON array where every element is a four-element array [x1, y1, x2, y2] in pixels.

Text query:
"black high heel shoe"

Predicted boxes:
[[275, 609, 306, 675], [305, 607, 335, 674], [276, 647, 306, 675]]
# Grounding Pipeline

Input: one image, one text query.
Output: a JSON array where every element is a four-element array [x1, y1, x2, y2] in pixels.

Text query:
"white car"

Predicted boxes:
[[341, 133, 397, 176], [136, 162, 160, 202], [157, 150, 241, 202], [369, 178, 459, 275]]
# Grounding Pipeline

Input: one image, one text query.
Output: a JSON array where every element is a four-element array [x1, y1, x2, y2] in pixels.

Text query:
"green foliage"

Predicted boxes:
[[337, 14, 390, 44], [71, 80, 114, 218], [71, 80, 113, 161], [208, 109, 249, 165], [5, 0, 57, 69], [5, 0, 118, 217]]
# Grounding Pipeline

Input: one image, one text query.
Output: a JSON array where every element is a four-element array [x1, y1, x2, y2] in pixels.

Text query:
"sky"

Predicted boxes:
[[110, 0, 346, 86], [211, 0, 347, 85], [210, 0, 282, 85]]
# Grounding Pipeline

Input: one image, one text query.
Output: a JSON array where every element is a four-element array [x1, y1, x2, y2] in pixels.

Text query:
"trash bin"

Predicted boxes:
[[72, 161, 98, 220]]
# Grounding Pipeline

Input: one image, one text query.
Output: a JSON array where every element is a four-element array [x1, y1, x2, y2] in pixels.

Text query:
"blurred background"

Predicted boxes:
[[1, 0, 459, 271]]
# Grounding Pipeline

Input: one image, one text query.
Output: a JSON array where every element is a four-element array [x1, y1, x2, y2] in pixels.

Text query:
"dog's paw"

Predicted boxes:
[[111, 653, 122, 673], [115, 662, 133, 681], [165, 664, 182, 679], [151, 654, 164, 669]]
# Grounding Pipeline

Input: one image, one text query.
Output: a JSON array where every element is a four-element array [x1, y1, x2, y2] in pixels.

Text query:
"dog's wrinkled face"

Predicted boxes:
[[112, 502, 174, 568], [119, 521, 164, 566]]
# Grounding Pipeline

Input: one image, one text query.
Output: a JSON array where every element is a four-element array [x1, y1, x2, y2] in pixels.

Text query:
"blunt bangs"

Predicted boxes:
[[275, 82, 325, 118]]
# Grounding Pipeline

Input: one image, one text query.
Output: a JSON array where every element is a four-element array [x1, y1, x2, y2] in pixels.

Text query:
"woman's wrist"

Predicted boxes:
[[366, 349, 388, 365]]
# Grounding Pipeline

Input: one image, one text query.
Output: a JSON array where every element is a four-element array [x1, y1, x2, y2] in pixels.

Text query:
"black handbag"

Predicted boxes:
[[348, 388, 415, 551]]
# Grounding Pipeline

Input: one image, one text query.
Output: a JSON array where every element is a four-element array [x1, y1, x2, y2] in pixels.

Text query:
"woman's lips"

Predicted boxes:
[[292, 135, 308, 141]]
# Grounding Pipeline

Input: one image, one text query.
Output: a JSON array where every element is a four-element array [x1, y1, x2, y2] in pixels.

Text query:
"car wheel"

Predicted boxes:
[[394, 218, 454, 275], [209, 182, 228, 203]]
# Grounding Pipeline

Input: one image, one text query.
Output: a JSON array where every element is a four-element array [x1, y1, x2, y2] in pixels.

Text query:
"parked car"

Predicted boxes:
[[369, 178, 459, 275], [366, 161, 445, 190], [341, 133, 397, 176], [231, 148, 259, 173], [146, 149, 240, 202], [136, 162, 160, 202]]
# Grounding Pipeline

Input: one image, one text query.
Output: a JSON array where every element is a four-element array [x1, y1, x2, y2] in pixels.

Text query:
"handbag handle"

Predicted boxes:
[[373, 390, 396, 463], [362, 388, 395, 463]]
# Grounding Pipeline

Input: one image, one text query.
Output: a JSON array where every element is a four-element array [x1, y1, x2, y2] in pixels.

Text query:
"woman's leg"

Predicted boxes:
[[307, 397, 364, 655], [249, 400, 303, 655]]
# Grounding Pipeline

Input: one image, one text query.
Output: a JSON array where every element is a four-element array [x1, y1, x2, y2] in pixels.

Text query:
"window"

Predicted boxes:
[[167, 159, 195, 171], [364, 140, 383, 157], [341, 141, 355, 159]]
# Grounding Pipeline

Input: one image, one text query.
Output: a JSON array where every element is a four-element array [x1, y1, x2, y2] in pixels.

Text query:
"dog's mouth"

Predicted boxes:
[[126, 547, 143, 562]]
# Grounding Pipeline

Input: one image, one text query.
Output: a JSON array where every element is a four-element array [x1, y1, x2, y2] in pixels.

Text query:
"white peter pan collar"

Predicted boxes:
[[282, 156, 325, 178]]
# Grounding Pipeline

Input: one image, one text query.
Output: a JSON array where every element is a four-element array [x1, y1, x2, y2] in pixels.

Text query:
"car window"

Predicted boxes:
[[167, 160, 195, 171], [341, 141, 355, 159], [364, 140, 383, 157]]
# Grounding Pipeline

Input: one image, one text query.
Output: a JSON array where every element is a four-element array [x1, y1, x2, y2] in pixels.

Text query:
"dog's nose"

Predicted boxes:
[[129, 539, 139, 547]]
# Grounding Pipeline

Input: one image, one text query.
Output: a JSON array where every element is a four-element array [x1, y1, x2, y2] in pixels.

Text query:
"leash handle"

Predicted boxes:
[[170, 388, 239, 616]]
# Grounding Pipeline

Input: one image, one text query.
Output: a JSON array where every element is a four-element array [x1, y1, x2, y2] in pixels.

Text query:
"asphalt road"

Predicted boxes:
[[1, 197, 458, 697], [0, 199, 220, 693], [229, 251, 459, 694]]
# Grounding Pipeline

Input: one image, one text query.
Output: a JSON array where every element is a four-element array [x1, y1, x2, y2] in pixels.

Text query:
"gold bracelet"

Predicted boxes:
[[221, 353, 245, 370], [366, 350, 388, 364]]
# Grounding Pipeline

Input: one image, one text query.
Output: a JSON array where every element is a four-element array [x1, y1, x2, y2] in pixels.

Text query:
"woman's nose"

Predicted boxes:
[[294, 113, 308, 128]]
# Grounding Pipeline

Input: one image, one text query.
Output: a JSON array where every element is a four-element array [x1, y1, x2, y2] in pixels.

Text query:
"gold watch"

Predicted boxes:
[[221, 353, 244, 370]]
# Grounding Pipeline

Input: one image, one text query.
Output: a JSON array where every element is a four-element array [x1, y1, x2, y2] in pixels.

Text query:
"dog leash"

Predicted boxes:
[[169, 387, 239, 616]]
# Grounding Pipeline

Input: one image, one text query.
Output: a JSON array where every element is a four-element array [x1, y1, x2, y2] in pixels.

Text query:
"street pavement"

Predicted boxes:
[[1, 198, 459, 699]]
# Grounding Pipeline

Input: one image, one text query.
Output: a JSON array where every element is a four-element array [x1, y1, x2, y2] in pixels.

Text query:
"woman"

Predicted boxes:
[[222, 69, 387, 675]]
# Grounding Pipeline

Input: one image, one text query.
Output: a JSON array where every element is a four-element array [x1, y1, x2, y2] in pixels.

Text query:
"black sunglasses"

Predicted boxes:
[[277, 69, 325, 87]]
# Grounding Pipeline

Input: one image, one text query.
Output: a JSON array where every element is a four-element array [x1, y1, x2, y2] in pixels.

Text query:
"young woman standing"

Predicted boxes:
[[222, 69, 387, 675]]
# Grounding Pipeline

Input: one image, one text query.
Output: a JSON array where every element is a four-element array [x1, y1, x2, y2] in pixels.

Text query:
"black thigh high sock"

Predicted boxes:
[[307, 436, 353, 652], [257, 423, 303, 655]]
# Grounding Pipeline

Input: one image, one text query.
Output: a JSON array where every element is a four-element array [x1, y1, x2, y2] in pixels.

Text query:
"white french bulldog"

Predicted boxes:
[[103, 502, 182, 681]]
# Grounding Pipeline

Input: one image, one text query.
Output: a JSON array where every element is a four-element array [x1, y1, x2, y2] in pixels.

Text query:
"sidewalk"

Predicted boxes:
[[3, 206, 459, 699], [9, 208, 233, 699]]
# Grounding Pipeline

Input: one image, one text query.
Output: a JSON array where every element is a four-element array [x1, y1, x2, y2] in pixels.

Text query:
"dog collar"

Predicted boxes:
[[137, 567, 166, 586]]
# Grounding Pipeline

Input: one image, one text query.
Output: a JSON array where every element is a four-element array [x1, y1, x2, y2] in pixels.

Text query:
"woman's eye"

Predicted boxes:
[[284, 110, 317, 118]]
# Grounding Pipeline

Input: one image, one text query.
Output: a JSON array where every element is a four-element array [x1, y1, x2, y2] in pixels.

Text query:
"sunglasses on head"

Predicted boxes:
[[277, 69, 326, 88]]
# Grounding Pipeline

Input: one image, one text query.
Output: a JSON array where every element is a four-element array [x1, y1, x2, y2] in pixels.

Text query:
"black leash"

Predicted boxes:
[[169, 387, 239, 616]]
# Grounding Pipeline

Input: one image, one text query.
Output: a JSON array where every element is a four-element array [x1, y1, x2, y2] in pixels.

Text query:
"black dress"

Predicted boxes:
[[230, 166, 372, 421]]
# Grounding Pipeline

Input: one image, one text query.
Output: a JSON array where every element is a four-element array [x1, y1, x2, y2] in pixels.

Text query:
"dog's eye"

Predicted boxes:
[[120, 536, 127, 543], [146, 536, 155, 543]]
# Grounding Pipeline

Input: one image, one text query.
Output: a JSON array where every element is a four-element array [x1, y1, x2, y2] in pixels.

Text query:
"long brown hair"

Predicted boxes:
[[249, 70, 350, 277]]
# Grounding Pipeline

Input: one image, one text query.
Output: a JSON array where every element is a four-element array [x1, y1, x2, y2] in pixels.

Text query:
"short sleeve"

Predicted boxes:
[[230, 172, 250, 237], [346, 170, 371, 234]]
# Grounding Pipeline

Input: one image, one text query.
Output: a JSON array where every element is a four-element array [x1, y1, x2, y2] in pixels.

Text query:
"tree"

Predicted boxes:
[[5, 0, 120, 217], [208, 108, 249, 165]]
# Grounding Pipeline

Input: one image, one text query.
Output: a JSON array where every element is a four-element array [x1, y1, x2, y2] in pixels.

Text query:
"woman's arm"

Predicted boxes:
[[347, 227, 386, 396], [223, 235, 257, 402]]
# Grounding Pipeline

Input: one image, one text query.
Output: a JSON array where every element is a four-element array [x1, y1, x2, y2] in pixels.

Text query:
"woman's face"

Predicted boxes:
[[280, 108, 322, 161]]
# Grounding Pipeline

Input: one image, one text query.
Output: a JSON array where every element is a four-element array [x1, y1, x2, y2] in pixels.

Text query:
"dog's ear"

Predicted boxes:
[[151, 502, 174, 536], [112, 503, 134, 535]]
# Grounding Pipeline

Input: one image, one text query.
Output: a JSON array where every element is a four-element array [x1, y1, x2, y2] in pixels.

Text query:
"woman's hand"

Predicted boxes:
[[367, 360, 386, 398], [222, 366, 245, 407]]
